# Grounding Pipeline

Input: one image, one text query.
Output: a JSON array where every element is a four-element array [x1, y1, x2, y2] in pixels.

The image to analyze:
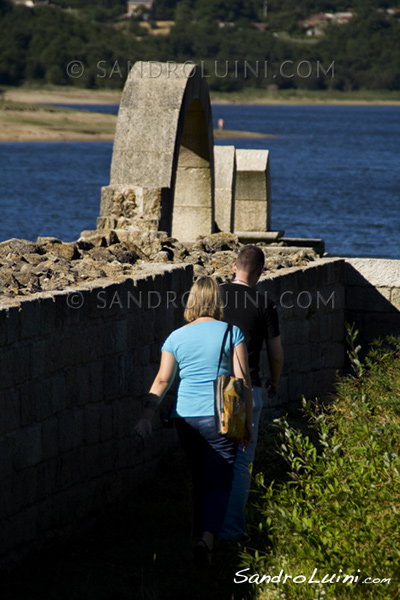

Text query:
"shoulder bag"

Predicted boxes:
[[214, 324, 246, 444]]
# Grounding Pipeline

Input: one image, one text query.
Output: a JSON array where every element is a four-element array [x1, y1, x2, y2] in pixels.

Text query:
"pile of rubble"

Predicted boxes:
[[0, 230, 318, 299]]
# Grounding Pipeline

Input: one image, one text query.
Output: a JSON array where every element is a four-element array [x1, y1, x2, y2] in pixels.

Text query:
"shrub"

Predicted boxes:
[[241, 333, 400, 600]]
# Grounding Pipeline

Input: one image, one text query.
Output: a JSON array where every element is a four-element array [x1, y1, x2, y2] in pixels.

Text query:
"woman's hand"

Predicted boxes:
[[135, 418, 153, 439]]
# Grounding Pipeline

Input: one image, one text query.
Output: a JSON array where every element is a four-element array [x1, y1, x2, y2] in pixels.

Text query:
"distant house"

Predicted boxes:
[[300, 11, 354, 36], [387, 7, 400, 18], [331, 12, 354, 25], [300, 13, 330, 37], [11, 0, 52, 6], [127, 0, 154, 17]]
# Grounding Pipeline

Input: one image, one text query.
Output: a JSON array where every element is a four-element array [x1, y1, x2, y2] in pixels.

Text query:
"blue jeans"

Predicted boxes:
[[176, 416, 236, 538], [219, 386, 263, 540]]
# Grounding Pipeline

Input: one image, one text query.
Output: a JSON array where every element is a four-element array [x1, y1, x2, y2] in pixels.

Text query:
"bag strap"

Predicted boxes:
[[216, 323, 231, 377]]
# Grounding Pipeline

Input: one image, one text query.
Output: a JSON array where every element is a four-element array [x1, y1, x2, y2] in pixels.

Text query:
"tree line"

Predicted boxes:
[[0, 0, 399, 91]]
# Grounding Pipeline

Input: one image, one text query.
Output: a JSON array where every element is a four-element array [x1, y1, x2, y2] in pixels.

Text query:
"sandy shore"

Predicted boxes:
[[2, 87, 122, 106], [1, 86, 399, 142], [0, 102, 118, 142], [4, 86, 400, 107]]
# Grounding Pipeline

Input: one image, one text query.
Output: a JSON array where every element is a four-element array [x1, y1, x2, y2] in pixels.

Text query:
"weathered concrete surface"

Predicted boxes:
[[234, 149, 271, 232], [345, 258, 400, 344], [99, 62, 214, 242], [214, 145, 236, 233]]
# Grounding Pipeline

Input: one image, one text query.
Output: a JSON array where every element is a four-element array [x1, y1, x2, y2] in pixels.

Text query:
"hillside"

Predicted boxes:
[[0, 0, 399, 92]]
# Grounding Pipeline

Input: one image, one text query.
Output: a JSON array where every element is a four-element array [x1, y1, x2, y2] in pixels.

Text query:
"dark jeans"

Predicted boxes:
[[176, 416, 236, 538]]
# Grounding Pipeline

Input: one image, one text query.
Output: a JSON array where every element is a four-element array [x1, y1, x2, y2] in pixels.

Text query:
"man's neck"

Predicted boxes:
[[233, 272, 254, 287]]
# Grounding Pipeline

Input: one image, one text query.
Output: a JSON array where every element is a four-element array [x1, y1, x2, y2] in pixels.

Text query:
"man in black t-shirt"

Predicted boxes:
[[219, 245, 284, 541]]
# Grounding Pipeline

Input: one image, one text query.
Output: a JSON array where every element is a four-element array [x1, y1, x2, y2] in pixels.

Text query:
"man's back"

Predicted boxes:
[[220, 282, 280, 387]]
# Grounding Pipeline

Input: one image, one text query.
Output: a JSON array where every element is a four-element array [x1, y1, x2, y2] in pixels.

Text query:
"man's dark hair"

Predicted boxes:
[[236, 245, 265, 275]]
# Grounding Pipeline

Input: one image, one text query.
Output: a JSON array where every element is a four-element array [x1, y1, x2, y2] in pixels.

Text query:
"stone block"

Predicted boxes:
[[326, 342, 345, 369], [30, 339, 46, 379], [112, 107, 180, 155], [103, 355, 122, 402], [59, 410, 74, 454], [97, 216, 118, 230], [18, 298, 42, 340], [51, 371, 68, 414], [319, 285, 344, 312], [33, 377, 53, 422], [100, 404, 114, 443], [331, 311, 345, 342], [172, 205, 213, 242], [102, 319, 128, 355], [111, 149, 174, 189], [13, 424, 42, 471], [89, 360, 105, 403], [345, 258, 400, 288], [346, 285, 393, 313], [73, 409, 85, 450], [84, 404, 101, 447], [178, 136, 210, 168], [0, 387, 20, 436], [360, 312, 400, 343], [3, 306, 19, 345], [235, 149, 271, 232], [0, 345, 30, 390], [174, 167, 212, 208], [13, 465, 38, 510], [0, 435, 13, 482], [41, 416, 59, 460], [214, 145, 235, 233], [234, 200, 269, 232], [391, 287, 400, 310], [0, 476, 13, 520]]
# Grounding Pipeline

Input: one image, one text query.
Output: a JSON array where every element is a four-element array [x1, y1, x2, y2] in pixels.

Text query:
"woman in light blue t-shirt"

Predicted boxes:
[[135, 277, 253, 566]]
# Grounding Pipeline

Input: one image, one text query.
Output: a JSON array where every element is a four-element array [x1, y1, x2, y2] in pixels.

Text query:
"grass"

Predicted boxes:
[[241, 334, 400, 600], [210, 88, 400, 105]]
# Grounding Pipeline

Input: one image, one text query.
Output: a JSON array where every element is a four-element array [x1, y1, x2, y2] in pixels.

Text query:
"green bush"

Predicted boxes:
[[241, 332, 400, 600]]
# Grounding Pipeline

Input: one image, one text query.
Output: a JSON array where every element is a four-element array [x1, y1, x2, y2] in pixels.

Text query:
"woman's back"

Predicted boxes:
[[162, 320, 244, 417]]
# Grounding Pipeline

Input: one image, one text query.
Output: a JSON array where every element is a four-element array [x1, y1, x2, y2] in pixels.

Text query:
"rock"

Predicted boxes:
[[88, 247, 115, 262], [79, 229, 120, 247], [0, 231, 317, 299], [36, 236, 62, 245], [37, 238, 81, 261], [108, 242, 140, 265], [152, 251, 170, 263], [0, 238, 41, 258], [24, 253, 47, 266], [192, 233, 239, 253]]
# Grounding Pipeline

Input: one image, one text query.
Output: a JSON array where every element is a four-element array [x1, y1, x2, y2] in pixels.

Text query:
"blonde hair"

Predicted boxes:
[[184, 277, 224, 322]]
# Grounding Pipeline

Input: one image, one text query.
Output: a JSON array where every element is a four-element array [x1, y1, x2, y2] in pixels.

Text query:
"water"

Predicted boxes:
[[0, 105, 399, 258]]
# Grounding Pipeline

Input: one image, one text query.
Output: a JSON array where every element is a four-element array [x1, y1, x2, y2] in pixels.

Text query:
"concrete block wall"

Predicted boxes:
[[2, 256, 399, 567], [345, 258, 400, 346], [0, 264, 193, 567], [258, 257, 347, 419]]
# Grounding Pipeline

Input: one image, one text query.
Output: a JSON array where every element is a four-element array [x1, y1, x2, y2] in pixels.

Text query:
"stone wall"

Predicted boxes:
[[258, 257, 346, 419], [0, 264, 193, 567], [1, 256, 399, 567], [345, 258, 400, 346]]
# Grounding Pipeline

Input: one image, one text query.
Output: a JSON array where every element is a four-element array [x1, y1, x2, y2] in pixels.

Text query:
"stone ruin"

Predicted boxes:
[[96, 60, 281, 244], [0, 61, 323, 299]]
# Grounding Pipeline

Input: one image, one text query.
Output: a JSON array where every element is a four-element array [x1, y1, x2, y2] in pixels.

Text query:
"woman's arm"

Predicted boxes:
[[135, 350, 178, 438], [233, 340, 253, 448]]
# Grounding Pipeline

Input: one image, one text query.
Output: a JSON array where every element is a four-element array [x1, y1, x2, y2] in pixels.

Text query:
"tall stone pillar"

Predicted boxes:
[[234, 149, 271, 232], [214, 145, 236, 233]]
